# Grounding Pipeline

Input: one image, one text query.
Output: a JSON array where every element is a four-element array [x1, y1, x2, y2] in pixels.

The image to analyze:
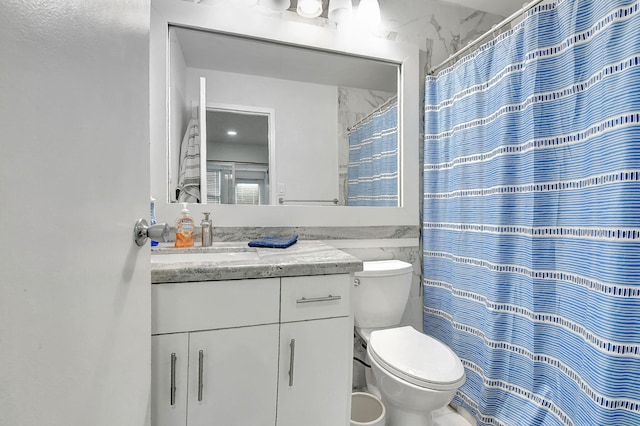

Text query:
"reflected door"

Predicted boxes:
[[199, 76, 208, 200]]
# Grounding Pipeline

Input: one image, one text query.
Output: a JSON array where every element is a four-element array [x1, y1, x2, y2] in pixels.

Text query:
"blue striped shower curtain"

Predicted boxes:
[[423, 1, 640, 425], [347, 99, 398, 206]]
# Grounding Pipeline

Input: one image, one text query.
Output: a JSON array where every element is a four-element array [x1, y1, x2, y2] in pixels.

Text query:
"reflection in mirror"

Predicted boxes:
[[346, 96, 398, 207], [205, 108, 270, 205], [168, 25, 399, 206]]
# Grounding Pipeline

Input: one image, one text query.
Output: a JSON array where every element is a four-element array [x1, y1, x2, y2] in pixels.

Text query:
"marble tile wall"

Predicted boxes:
[[379, 0, 503, 70]]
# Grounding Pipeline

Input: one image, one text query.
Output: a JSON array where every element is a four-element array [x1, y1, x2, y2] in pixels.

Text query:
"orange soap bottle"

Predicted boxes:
[[174, 204, 195, 248]]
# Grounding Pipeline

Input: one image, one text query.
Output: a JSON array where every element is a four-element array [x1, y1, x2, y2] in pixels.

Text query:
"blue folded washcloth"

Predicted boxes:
[[248, 234, 298, 249]]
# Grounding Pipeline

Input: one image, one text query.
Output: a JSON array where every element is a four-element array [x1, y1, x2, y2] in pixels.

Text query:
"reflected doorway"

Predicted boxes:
[[204, 107, 274, 205]]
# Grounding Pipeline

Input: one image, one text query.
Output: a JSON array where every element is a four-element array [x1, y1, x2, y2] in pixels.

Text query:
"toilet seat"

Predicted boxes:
[[355, 260, 413, 277], [368, 326, 465, 391]]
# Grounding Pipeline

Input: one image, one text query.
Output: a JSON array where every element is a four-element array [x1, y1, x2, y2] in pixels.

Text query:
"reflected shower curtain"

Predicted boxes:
[[347, 99, 398, 206], [423, 1, 640, 425]]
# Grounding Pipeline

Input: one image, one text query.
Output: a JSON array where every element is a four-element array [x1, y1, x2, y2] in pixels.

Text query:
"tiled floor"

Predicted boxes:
[[432, 406, 474, 426]]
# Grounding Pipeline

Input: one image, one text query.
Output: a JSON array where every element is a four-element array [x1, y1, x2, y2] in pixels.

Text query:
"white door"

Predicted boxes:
[[277, 317, 352, 426], [0, 2, 151, 426], [188, 325, 279, 426]]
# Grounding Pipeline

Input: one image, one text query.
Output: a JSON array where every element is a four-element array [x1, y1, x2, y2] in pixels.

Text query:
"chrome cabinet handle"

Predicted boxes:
[[198, 350, 204, 402], [296, 295, 341, 304], [288, 339, 296, 387], [170, 353, 177, 406]]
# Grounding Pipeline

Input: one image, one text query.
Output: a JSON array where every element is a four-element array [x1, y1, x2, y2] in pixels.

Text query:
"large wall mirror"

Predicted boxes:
[[168, 26, 399, 207], [150, 0, 419, 226]]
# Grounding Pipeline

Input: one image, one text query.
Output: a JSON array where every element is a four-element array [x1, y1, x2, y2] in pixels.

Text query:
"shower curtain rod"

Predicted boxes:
[[347, 95, 398, 132], [429, 0, 545, 75]]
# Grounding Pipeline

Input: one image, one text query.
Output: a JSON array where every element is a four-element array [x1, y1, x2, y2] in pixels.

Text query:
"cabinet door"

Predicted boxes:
[[277, 317, 353, 426], [152, 333, 189, 426], [188, 324, 279, 426]]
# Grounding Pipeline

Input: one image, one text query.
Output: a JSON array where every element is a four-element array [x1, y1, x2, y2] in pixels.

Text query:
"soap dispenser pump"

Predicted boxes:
[[175, 203, 195, 248], [201, 212, 213, 247]]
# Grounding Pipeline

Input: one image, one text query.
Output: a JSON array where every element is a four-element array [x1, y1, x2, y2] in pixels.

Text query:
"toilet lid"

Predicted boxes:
[[368, 327, 465, 390], [355, 260, 413, 277]]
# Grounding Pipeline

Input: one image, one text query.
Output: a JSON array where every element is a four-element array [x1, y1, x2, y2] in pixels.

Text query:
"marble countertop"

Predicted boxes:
[[151, 240, 363, 283]]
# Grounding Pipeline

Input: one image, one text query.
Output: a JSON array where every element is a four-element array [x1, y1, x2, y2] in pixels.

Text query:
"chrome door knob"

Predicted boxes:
[[133, 218, 170, 247]]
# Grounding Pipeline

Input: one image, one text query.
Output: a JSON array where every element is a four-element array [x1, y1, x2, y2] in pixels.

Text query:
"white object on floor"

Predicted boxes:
[[351, 392, 386, 426]]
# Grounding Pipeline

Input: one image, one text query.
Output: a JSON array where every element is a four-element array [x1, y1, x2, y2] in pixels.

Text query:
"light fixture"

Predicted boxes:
[[258, 0, 290, 13], [227, 130, 237, 136], [328, 0, 353, 26], [357, 0, 380, 31], [297, 0, 323, 18]]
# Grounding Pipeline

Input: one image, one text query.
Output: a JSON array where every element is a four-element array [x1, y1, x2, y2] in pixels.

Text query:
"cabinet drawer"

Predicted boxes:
[[152, 278, 280, 334], [281, 274, 351, 322]]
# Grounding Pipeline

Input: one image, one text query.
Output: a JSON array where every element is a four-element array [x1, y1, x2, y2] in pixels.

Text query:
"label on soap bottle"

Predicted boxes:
[[178, 218, 193, 236]]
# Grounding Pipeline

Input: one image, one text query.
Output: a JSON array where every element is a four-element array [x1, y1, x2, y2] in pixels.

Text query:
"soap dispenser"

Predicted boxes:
[[201, 212, 213, 247], [175, 203, 195, 248]]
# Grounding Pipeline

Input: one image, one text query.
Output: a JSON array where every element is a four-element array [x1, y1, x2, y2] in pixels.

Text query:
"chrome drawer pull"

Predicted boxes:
[[170, 353, 176, 406], [288, 339, 296, 387], [296, 295, 341, 304], [198, 350, 204, 402]]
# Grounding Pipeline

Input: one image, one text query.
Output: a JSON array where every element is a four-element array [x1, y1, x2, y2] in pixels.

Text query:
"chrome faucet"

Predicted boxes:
[[201, 212, 213, 247]]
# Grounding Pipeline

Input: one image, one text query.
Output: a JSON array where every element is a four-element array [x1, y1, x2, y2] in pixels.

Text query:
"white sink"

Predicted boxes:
[[151, 251, 260, 264]]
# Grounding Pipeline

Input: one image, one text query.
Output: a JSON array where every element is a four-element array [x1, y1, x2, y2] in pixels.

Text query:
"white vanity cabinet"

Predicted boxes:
[[151, 273, 353, 426], [151, 278, 281, 426]]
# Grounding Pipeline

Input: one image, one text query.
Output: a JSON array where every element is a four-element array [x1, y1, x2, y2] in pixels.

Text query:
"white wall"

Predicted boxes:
[[187, 68, 339, 203]]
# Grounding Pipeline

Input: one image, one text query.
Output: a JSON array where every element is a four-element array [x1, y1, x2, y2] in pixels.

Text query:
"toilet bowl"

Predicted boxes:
[[353, 260, 466, 426]]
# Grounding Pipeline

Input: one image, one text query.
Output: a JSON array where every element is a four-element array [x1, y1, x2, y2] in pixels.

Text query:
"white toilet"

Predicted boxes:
[[353, 260, 466, 426]]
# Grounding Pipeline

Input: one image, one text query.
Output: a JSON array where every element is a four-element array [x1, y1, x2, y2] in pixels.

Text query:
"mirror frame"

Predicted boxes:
[[150, 0, 420, 227]]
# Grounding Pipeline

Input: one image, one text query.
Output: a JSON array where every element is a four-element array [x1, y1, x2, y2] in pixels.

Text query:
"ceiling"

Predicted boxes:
[[206, 110, 268, 146]]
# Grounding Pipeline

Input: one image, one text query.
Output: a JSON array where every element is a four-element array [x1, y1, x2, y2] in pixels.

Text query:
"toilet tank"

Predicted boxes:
[[353, 260, 413, 329]]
